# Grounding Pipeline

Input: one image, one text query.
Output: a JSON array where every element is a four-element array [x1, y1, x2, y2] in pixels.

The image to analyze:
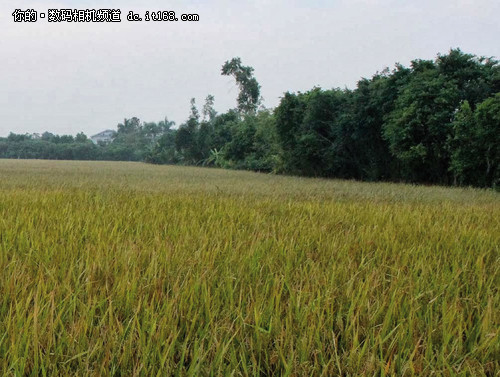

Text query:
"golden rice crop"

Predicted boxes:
[[0, 159, 498, 376]]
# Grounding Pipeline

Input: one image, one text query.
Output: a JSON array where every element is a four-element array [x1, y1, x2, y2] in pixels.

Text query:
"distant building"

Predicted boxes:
[[90, 130, 115, 144]]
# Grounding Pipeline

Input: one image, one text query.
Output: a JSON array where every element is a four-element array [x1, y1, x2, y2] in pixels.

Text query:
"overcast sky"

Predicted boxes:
[[1, 0, 499, 137]]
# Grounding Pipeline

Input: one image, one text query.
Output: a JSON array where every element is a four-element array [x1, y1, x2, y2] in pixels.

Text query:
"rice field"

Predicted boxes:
[[0, 159, 498, 376]]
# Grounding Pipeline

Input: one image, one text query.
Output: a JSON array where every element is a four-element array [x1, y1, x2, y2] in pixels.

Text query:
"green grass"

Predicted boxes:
[[0, 159, 498, 376]]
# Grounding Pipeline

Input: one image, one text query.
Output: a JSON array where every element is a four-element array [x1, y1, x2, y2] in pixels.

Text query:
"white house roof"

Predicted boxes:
[[91, 130, 115, 138]]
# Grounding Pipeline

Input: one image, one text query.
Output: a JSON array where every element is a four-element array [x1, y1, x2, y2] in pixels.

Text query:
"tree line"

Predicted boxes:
[[1, 50, 498, 188]]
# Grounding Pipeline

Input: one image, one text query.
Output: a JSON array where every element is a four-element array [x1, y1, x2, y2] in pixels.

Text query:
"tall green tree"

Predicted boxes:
[[437, 49, 500, 107], [275, 88, 354, 177], [175, 98, 201, 163], [275, 91, 306, 173], [351, 65, 410, 180], [449, 94, 500, 187], [383, 60, 459, 183], [221, 58, 261, 114], [475, 94, 500, 187], [448, 101, 479, 186], [202, 95, 217, 122]]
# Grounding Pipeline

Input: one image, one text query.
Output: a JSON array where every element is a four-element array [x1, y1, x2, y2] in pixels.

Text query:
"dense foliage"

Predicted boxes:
[[2, 49, 498, 188]]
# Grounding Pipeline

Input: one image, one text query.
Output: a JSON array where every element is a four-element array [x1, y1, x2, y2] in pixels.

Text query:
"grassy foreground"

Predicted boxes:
[[0, 160, 498, 376]]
